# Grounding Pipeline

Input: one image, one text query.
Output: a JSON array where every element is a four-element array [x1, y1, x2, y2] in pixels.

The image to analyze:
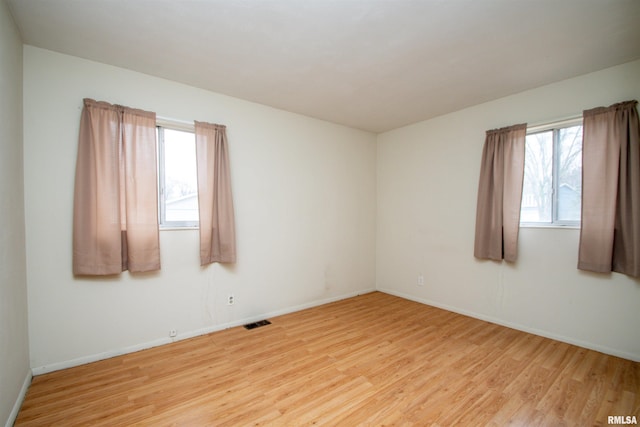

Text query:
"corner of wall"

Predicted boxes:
[[4, 370, 32, 427], [0, 1, 30, 426]]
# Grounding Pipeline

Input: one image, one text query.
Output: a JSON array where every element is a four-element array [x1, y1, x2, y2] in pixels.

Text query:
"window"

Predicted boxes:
[[157, 126, 199, 228], [520, 119, 583, 226]]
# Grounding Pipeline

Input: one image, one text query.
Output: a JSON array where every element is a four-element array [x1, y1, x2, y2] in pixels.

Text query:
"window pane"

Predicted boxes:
[[556, 125, 582, 222], [163, 129, 198, 223], [521, 131, 553, 222]]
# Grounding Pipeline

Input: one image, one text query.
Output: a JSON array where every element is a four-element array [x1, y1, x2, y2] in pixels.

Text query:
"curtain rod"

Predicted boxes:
[[77, 103, 197, 132]]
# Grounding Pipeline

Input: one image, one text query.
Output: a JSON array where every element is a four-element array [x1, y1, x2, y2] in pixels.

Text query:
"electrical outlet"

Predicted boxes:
[[227, 294, 235, 305], [169, 329, 177, 338], [417, 274, 425, 287]]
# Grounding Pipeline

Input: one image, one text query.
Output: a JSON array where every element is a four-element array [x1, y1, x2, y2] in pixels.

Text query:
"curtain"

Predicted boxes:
[[578, 100, 640, 277], [73, 98, 160, 275], [194, 121, 236, 265], [474, 124, 527, 262]]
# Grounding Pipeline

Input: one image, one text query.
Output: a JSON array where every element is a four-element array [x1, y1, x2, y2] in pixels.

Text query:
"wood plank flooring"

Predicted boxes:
[[15, 292, 640, 426]]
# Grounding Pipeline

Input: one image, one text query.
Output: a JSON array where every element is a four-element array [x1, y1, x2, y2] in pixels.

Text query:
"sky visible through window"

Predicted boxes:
[[162, 128, 199, 223]]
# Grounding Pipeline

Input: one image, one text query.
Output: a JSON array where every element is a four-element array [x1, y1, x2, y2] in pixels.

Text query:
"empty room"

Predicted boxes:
[[2, 0, 639, 425]]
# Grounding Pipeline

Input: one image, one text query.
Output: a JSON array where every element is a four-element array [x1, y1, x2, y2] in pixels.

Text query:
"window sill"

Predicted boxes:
[[160, 226, 199, 231], [520, 223, 580, 230]]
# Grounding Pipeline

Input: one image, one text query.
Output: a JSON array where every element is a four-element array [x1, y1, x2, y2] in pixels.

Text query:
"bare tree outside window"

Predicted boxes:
[[556, 125, 582, 221], [521, 123, 582, 226], [522, 131, 552, 222]]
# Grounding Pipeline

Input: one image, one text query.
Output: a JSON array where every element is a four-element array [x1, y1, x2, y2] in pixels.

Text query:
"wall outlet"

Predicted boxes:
[[417, 274, 425, 287], [169, 329, 177, 338], [227, 294, 235, 305]]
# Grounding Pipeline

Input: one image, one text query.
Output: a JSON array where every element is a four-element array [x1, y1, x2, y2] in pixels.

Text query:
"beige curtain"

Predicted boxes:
[[578, 100, 640, 277], [73, 98, 160, 275], [474, 124, 527, 262], [195, 121, 236, 265]]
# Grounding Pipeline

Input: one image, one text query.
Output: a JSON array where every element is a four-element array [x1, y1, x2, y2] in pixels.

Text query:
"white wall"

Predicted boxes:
[[23, 46, 377, 372], [377, 60, 640, 361], [0, 0, 30, 425], [20, 43, 640, 378]]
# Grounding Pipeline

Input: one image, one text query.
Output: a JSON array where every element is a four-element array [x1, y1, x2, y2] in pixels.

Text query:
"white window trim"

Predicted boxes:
[[526, 115, 582, 133], [157, 116, 195, 133]]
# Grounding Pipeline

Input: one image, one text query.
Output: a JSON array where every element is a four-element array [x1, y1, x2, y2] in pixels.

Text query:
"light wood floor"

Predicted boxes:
[[16, 292, 640, 426]]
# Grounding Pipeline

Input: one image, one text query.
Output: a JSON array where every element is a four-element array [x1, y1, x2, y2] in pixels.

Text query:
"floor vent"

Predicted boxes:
[[243, 320, 271, 330]]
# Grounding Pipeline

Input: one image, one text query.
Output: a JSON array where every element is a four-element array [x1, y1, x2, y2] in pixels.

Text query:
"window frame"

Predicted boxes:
[[156, 120, 199, 229], [520, 117, 583, 229]]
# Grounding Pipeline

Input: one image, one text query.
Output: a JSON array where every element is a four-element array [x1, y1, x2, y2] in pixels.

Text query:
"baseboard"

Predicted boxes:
[[178, 288, 376, 342], [5, 369, 32, 427], [31, 288, 376, 376], [378, 287, 640, 363]]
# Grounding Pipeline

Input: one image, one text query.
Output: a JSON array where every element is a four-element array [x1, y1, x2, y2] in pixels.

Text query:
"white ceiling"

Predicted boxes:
[[7, 0, 640, 133]]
